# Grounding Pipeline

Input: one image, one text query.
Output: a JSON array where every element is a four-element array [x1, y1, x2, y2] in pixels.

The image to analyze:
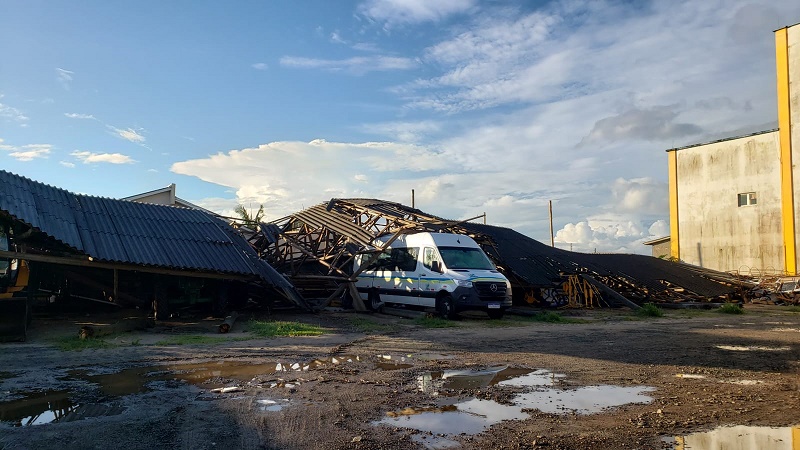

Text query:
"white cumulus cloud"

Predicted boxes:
[[71, 151, 136, 164]]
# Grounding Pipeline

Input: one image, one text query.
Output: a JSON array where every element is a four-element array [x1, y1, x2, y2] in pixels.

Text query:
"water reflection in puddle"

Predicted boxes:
[[379, 367, 654, 437], [663, 425, 800, 449], [378, 398, 527, 435], [255, 398, 290, 412], [418, 367, 563, 394], [375, 354, 414, 370], [716, 345, 790, 352], [67, 361, 281, 397], [0, 390, 74, 426], [0, 390, 125, 427], [514, 385, 654, 415], [1, 360, 317, 426]]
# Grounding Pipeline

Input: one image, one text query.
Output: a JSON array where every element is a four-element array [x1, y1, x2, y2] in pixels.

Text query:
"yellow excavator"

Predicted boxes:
[[0, 226, 30, 341]]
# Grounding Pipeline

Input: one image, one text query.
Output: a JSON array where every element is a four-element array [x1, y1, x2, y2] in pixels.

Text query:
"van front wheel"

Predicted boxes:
[[367, 290, 383, 312], [438, 295, 458, 320]]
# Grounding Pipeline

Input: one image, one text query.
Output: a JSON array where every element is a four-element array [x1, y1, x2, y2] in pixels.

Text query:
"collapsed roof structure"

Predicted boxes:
[[248, 198, 741, 307], [0, 170, 309, 311]]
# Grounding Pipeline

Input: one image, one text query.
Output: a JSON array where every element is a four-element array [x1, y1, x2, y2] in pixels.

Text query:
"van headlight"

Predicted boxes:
[[456, 280, 473, 288]]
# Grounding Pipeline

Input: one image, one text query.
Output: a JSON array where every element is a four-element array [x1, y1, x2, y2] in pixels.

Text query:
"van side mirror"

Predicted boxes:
[[431, 261, 443, 273]]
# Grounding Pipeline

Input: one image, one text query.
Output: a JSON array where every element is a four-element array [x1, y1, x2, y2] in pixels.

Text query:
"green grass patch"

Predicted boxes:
[[717, 303, 744, 314], [413, 316, 459, 328], [782, 305, 800, 313], [636, 303, 664, 318], [52, 335, 116, 351], [348, 317, 394, 333], [153, 335, 230, 346], [247, 320, 326, 337]]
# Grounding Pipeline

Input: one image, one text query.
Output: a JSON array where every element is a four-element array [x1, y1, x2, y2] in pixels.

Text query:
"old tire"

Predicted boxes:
[[487, 309, 504, 320], [439, 295, 458, 320]]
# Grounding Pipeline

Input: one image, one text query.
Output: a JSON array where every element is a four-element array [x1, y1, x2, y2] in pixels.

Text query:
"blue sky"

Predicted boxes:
[[1, 0, 797, 253]]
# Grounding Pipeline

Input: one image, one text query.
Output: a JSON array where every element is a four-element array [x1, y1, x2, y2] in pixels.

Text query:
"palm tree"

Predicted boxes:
[[234, 204, 265, 229]]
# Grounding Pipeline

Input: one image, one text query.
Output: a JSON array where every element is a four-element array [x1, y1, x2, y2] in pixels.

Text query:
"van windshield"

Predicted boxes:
[[438, 247, 495, 270]]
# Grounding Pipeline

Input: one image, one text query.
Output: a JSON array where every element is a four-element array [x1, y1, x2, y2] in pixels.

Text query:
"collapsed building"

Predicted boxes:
[[0, 170, 309, 340], [247, 198, 743, 309]]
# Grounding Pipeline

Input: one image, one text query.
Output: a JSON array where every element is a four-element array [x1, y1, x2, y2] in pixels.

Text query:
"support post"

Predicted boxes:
[[549, 200, 554, 247]]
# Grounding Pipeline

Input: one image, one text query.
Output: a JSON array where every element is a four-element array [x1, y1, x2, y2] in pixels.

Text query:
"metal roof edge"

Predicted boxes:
[[665, 129, 778, 153], [643, 236, 670, 245], [121, 185, 175, 201]]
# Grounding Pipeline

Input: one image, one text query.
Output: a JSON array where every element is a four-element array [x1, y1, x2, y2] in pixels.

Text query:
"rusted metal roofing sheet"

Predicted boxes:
[[0, 170, 283, 282]]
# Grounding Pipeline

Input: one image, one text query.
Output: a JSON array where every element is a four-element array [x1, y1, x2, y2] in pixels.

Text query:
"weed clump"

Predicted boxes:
[[636, 303, 664, 317], [248, 320, 326, 337], [53, 335, 115, 351], [717, 303, 744, 314]]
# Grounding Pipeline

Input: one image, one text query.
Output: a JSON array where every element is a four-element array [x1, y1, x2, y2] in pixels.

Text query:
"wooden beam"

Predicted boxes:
[[0, 250, 253, 281]]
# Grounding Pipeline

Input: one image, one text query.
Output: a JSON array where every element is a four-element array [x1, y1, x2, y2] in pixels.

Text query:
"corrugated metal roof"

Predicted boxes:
[[293, 204, 375, 246], [0, 170, 289, 284], [463, 223, 735, 297]]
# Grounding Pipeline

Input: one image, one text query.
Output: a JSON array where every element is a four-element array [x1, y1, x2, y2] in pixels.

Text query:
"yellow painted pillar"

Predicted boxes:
[[668, 150, 680, 260], [776, 27, 797, 275]]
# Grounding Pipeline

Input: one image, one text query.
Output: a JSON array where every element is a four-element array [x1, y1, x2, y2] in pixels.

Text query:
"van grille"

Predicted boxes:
[[474, 281, 507, 299]]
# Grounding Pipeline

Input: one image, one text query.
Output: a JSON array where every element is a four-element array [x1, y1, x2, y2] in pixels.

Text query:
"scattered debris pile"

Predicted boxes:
[[739, 273, 800, 305], [246, 198, 744, 308]]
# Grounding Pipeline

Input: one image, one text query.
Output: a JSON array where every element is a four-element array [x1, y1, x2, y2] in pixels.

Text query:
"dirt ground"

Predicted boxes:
[[1, 304, 799, 450]]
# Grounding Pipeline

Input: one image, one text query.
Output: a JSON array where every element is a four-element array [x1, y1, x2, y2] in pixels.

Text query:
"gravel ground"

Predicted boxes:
[[1, 305, 799, 450]]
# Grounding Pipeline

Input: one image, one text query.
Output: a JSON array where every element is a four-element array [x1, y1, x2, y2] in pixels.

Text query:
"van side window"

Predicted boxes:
[[390, 247, 419, 272], [363, 250, 392, 271], [422, 247, 441, 271]]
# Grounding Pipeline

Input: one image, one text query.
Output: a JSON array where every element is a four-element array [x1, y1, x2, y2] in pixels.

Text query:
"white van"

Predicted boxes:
[[353, 232, 512, 319]]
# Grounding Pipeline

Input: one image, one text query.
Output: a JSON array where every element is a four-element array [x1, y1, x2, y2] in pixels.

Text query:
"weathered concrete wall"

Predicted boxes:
[[676, 132, 782, 273], [650, 241, 670, 259]]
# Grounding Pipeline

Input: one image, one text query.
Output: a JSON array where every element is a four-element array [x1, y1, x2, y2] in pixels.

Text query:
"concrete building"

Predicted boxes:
[[667, 23, 799, 275], [643, 236, 670, 259], [122, 184, 215, 214]]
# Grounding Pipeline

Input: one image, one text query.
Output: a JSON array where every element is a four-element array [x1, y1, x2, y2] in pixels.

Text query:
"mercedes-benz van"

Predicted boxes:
[[353, 232, 511, 319]]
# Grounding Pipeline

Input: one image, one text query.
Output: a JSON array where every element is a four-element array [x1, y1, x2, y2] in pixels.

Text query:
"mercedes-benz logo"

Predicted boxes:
[[490, 284, 497, 292]]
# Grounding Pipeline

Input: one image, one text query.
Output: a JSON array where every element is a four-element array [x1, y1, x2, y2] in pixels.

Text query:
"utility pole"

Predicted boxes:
[[411, 189, 415, 209], [549, 200, 554, 247]]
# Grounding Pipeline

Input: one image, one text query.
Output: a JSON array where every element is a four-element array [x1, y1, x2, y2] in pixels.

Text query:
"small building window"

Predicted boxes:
[[737, 192, 757, 207]]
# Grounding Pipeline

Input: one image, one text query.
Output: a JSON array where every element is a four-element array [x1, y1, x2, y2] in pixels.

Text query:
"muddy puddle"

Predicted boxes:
[[66, 361, 282, 398], [0, 390, 74, 426], [378, 398, 528, 435], [663, 424, 800, 449], [378, 367, 653, 437], [418, 366, 563, 394], [716, 345, 790, 352], [0, 359, 321, 427]]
